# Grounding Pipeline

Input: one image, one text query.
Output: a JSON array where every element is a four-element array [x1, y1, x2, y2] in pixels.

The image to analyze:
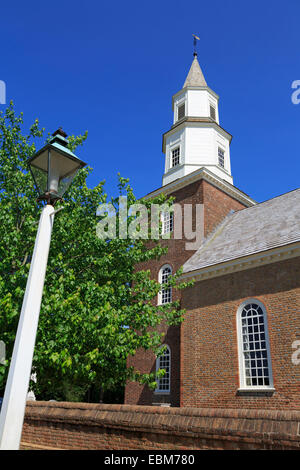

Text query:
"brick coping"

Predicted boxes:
[[25, 401, 300, 420], [23, 401, 300, 449]]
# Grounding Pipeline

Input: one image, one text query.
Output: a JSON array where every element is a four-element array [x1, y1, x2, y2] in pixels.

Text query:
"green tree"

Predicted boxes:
[[0, 103, 191, 401]]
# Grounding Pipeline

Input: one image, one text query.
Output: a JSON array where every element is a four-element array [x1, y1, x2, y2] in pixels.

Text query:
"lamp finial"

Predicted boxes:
[[52, 127, 67, 138]]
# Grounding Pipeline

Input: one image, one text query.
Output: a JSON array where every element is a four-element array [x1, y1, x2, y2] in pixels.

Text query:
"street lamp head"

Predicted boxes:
[[28, 128, 87, 205]]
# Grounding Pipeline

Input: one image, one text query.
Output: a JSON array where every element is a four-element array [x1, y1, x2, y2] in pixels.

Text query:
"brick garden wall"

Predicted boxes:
[[20, 401, 300, 450]]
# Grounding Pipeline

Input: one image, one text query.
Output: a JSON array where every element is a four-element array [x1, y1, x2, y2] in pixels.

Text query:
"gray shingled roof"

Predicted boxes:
[[183, 188, 300, 274], [183, 56, 207, 88]]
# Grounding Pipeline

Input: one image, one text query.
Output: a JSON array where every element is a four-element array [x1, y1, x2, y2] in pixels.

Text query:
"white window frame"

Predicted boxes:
[[161, 210, 174, 235], [155, 345, 171, 393], [158, 264, 172, 305], [218, 147, 225, 169], [171, 146, 180, 168], [237, 299, 274, 391]]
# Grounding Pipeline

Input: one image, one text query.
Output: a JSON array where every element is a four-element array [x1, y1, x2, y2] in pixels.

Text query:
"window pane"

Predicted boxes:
[[218, 148, 225, 168], [172, 147, 180, 167], [157, 347, 171, 391], [160, 266, 172, 304], [161, 211, 174, 234], [240, 303, 271, 387]]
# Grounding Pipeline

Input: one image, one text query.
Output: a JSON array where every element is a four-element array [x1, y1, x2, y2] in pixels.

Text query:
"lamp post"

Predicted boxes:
[[0, 129, 86, 450]]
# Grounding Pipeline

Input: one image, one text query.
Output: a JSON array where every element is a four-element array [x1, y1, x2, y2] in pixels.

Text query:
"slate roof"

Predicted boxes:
[[183, 188, 300, 274], [183, 55, 207, 88]]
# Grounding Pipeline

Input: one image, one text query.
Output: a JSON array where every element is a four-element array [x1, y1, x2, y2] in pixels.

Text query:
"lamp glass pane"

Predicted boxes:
[[57, 167, 80, 197], [49, 150, 82, 197], [30, 165, 48, 196]]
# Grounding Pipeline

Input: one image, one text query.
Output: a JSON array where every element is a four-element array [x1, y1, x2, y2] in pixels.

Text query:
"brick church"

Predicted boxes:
[[124, 53, 300, 410]]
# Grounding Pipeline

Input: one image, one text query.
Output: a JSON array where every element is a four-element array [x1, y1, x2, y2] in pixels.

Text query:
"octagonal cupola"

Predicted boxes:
[[162, 53, 233, 186]]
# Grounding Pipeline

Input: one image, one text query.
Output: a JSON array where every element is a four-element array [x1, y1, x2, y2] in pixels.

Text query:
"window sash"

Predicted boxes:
[[172, 147, 180, 167], [238, 302, 273, 388], [156, 347, 171, 392], [159, 266, 172, 305], [161, 211, 174, 234], [218, 148, 225, 168]]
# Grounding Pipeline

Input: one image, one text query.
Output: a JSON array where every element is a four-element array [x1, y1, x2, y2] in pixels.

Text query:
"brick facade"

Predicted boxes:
[[125, 177, 250, 407], [180, 256, 300, 409], [125, 175, 300, 410]]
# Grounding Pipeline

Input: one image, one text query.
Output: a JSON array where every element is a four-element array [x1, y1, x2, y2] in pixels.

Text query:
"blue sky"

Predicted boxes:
[[1, 0, 300, 203]]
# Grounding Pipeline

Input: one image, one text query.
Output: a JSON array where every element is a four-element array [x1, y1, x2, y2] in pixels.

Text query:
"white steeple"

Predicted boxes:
[[162, 53, 233, 186]]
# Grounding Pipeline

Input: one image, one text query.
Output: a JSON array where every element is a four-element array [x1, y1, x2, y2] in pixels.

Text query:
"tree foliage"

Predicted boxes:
[[0, 103, 191, 401]]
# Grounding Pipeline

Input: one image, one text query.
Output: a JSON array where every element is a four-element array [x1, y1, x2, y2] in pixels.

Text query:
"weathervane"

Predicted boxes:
[[192, 34, 200, 57]]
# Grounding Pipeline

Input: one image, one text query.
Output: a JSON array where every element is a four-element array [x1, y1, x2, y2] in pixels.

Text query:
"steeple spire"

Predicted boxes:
[[183, 55, 207, 88]]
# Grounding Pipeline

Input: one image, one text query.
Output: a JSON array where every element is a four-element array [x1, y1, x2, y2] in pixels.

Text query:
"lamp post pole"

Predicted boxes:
[[0, 127, 86, 450], [0, 205, 55, 450]]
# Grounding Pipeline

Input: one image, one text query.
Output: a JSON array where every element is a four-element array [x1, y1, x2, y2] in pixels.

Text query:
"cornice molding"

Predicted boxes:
[[145, 167, 256, 208], [162, 118, 232, 152], [180, 242, 300, 283]]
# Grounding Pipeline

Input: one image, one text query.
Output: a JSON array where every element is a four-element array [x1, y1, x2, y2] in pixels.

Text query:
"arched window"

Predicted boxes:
[[237, 300, 273, 389], [155, 345, 171, 393], [158, 265, 172, 305]]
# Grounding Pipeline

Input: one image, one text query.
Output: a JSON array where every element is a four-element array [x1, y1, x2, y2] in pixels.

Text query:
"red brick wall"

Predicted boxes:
[[202, 180, 248, 237], [181, 257, 300, 409], [21, 401, 300, 450], [125, 178, 248, 407], [125, 325, 181, 407]]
